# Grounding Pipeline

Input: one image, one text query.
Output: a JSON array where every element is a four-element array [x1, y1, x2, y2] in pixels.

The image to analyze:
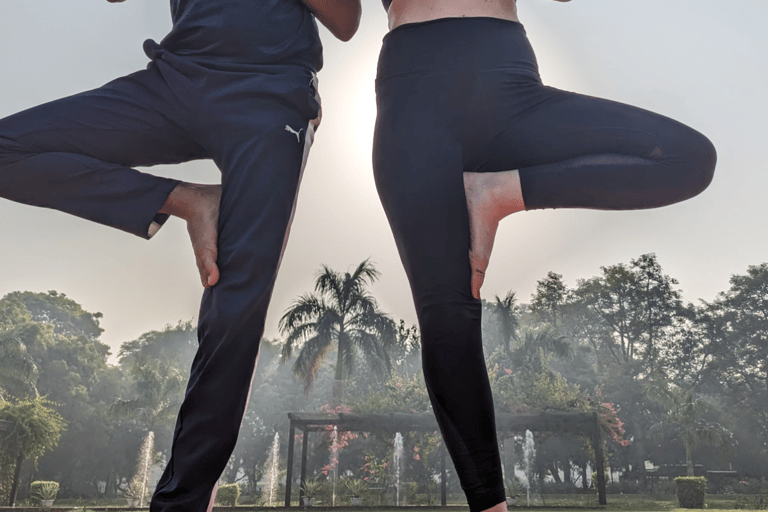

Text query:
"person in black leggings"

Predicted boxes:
[[0, 1, 361, 511], [373, 2, 716, 512]]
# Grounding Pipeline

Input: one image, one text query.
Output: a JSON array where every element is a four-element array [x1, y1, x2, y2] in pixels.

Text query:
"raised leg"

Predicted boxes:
[[464, 87, 717, 297], [0, 65, 208, 239]]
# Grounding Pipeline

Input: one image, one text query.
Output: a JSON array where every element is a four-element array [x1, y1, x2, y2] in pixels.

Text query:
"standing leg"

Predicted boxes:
[[150, 73, 319, 512], [374, 76, 506, 512]]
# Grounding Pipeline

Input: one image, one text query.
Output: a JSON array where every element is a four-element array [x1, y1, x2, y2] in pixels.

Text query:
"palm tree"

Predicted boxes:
[[491, 292, 521, 355], [645, 374, 728, 476], [280, 260, 396, 406], [490, 291, 571, 375]]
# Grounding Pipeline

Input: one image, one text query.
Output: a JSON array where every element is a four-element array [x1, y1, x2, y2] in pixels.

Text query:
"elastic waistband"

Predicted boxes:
[[383, 16, 526, 43], [377, 17, 539, 83], [143, 39, 319, 76]]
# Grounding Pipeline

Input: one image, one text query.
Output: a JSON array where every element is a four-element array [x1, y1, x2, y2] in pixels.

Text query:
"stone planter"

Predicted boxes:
[[126, 497, 142, 507], [302, 497, 316, 506], [506, 497, 517, 506], [350, 497, 363, 506], [41, 499, 55, 508]]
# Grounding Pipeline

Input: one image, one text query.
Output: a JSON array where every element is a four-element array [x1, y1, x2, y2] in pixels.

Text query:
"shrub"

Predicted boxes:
[[300, 478, 323, 499], [343, 478, 369, 498], [506, 476, 527, 498], [217, 483, 241, 507], [30, 481, 59, 503], [123, 478, 147, 500], [675, 476, 706, 508]]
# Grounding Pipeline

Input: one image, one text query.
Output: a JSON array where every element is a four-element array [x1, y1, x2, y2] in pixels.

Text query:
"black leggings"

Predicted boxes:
[[373, 17, 715, 512]]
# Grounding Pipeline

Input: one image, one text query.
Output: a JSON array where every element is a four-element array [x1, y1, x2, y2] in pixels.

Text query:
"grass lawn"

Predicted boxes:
[[7, 493, 763, 511]]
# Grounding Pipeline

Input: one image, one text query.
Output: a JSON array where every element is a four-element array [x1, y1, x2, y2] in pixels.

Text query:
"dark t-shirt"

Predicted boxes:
[[159, 0, 323, 71]]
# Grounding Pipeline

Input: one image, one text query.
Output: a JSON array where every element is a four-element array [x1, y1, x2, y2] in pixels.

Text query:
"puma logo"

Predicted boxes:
[[284, 125, 303, 143]]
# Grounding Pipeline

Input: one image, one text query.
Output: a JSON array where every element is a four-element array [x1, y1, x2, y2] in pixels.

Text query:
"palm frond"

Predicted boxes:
[[279, 294, 326, 334], [281, 323, 319, 361], [354, 331, 392, 379], [292, 334, 334, 396], [316, 266, 345, 308]]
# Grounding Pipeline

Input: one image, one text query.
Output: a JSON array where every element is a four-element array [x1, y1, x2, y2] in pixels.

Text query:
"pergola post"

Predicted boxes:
[[285, 422, 296, 507], [300, 427, 309, 504], [440, 442, 447, 506], [283, 411, 608, 507], [591, 412, 607, 505]]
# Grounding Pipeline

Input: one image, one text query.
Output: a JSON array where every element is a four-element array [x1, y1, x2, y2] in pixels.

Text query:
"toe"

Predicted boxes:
[[472, 270, 484, 300], [197, 250, 219, 288], [207, 262, 220, 287]]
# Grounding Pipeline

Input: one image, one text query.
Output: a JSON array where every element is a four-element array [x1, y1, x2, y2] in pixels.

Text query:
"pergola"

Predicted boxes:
[[284, 411, 607, 507]]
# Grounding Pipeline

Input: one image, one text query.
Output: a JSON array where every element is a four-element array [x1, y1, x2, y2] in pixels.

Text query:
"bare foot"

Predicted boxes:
[[160, 182, 222, 288], [463, 170, 525, 299]]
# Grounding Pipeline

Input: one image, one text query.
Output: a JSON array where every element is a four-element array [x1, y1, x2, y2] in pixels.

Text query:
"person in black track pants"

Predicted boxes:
[[0, 1, 362, 510]]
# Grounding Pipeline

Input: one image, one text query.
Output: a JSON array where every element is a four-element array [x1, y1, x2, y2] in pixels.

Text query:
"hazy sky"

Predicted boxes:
[[1, 1, 766, 364]]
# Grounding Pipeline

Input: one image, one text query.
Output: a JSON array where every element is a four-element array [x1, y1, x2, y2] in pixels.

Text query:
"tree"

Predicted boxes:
[[0, 397, 66, 506], [280, 260, 396, 405], [111, 322, 195, 476], [0, 291, 115, 499], [530, 272, 568, 329], [569, 254, 685, 481], [698, 263, 768, 476], [644, 374, 728, 476]]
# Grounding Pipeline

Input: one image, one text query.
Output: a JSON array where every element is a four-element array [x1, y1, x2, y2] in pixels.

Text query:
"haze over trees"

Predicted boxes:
[[2, 254, 768, 504]]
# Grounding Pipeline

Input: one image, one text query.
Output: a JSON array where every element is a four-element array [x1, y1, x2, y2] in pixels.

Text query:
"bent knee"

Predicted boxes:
[[681, 129, 717, 199], [656, 125, 717, 205]]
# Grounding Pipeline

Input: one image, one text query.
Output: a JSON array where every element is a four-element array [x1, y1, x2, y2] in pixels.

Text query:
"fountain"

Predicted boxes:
[[523, 430, 535, 507], [330, 426, 339, 506], [393, 432, 403, 506], [265, 432, 280, 506], [136, 431, 155, 507]]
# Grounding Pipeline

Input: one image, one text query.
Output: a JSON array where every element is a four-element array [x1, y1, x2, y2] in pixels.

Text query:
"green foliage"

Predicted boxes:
[[343, 477, 369, 497], [0, 396, 66, 506], [675, 476, 707, 508], [351, 373, 431, 415], [0, 396, 66, 462], [29, 481, 59, 502], [300, 478, 322, 498], [123, 478, 147, 499], [216, 482, 240, 506]]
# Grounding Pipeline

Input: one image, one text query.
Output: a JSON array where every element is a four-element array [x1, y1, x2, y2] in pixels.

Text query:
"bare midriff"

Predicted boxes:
[[387, 0, 518, 30]]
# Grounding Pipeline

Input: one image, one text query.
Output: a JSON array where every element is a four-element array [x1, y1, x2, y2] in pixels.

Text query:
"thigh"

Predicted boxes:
[[199, 75, 320, 315], [0, 64, 207, 168], [487, 86, 692, 169], [485, 86, 716, 209], [374, 84, 471, 308]]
